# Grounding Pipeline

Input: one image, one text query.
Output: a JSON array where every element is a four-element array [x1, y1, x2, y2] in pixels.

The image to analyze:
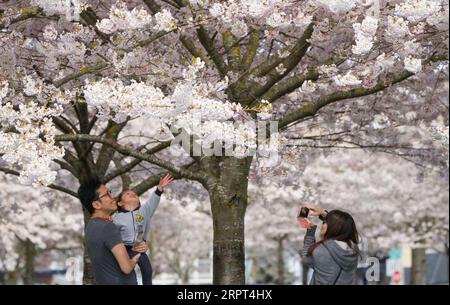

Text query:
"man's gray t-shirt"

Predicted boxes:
[[85, 218, 137, 285]]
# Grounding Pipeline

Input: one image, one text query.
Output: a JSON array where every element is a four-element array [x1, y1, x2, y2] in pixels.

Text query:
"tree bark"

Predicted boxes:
[[411, 247, 427, 285], [182, 269, 190, 284], [23, 240, 36, 285], [82, 208, 95, 285], [206, 156, 253, 284], [276, 236, 286, 284]]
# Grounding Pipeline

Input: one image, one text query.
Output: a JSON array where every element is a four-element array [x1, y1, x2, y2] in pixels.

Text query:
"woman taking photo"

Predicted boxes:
[[298, 205, 360, 285]]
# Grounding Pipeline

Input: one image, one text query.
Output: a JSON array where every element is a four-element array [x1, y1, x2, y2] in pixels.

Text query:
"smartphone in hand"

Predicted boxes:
[[297, 207, 312, 229], [298, 207, 309, 218]]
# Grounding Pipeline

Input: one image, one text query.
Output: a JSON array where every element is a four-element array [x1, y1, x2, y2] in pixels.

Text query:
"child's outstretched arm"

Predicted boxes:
[[143, 189, 162, 219], [142, 174, 174, 219]]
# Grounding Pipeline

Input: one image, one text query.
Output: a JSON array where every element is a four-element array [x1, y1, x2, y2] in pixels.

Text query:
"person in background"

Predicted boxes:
[[298, 205, 360, 285]]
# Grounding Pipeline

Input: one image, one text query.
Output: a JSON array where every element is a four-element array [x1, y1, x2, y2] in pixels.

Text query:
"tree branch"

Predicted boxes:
[[223, 31, 241, 72], [54, 63, 108, 88], [231, 23, 314, 105], [113, 159, 132, 189], [54, 159, 79, 178], [263, 55, 346, 102], [0, 7, 42, 31], [55, 134, 208, 183], [52, 116, 89, 174], [249, 23, 314, 79], [197, 26, 227, 76], [104, 140, 172, 183], [248, 23, 314, 101], [180, 35, 214, 67], [142, 0, 161, 14], [96, 121, 127, 177], [0, 167, 79, 198], [79, 7, 111, 44], [241, 29, 260, 72], [279, 70, 415, 131], [132, 160, 197, 195], [263, 69, 319, 102]]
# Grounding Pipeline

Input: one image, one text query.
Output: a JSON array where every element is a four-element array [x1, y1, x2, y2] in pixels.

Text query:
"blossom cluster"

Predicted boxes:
[[0, 79, 65, 186], [0, 179, 83, 272], [30, 0, 86, 21], [96, 1, 177, 34], [352, 16, 379, 55]]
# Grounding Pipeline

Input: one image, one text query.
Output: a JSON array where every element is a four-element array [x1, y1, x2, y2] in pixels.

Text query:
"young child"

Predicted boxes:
[[113, 174, 173, 285]]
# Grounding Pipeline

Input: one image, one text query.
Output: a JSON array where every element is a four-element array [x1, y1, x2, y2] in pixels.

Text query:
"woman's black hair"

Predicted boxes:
[[307, 210, 361, 257], [77, 176, 103, 214]]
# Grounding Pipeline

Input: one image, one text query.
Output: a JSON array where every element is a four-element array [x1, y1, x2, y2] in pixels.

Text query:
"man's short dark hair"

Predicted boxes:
[[77, 176, 103, 214]]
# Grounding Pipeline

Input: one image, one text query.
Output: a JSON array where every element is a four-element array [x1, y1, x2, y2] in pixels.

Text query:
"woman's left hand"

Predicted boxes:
[[305, 205, 327, 217], [297, 217, 316, 229], [132, 241, 149, 253]]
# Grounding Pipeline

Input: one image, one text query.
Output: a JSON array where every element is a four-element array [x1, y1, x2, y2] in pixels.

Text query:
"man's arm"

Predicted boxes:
[[103, 222, 141, 274], [111, 243, 141, 274]]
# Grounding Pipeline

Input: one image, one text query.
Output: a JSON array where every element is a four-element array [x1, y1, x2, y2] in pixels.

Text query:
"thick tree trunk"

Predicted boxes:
[[207, 156, 253, 285], [82, 208, 95, 285], [210, 192, 247, 284], [23, 240, 36, 285], [411, 247, 427, 285]]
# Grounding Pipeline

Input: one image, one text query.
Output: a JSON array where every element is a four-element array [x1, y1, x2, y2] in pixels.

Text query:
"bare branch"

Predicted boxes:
[[54, 159, 79, 178], [263, 70, 319, 102], [54, 63, 108, 88], [279, 70, 415, 131], [0, 166, 79, 198], [104, 140, 172, 183], [132, 160, 197, 195], [231, 23, 314, 104], [55, 134, 208, 183]]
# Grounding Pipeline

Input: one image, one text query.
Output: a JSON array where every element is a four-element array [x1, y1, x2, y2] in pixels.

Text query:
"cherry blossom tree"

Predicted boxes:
[[245, 182, 306, 284], [148, 181, 212, 283], [0, 174, 83, 284], [301, 149, 449, 284], [0, 0, 448, 284]]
